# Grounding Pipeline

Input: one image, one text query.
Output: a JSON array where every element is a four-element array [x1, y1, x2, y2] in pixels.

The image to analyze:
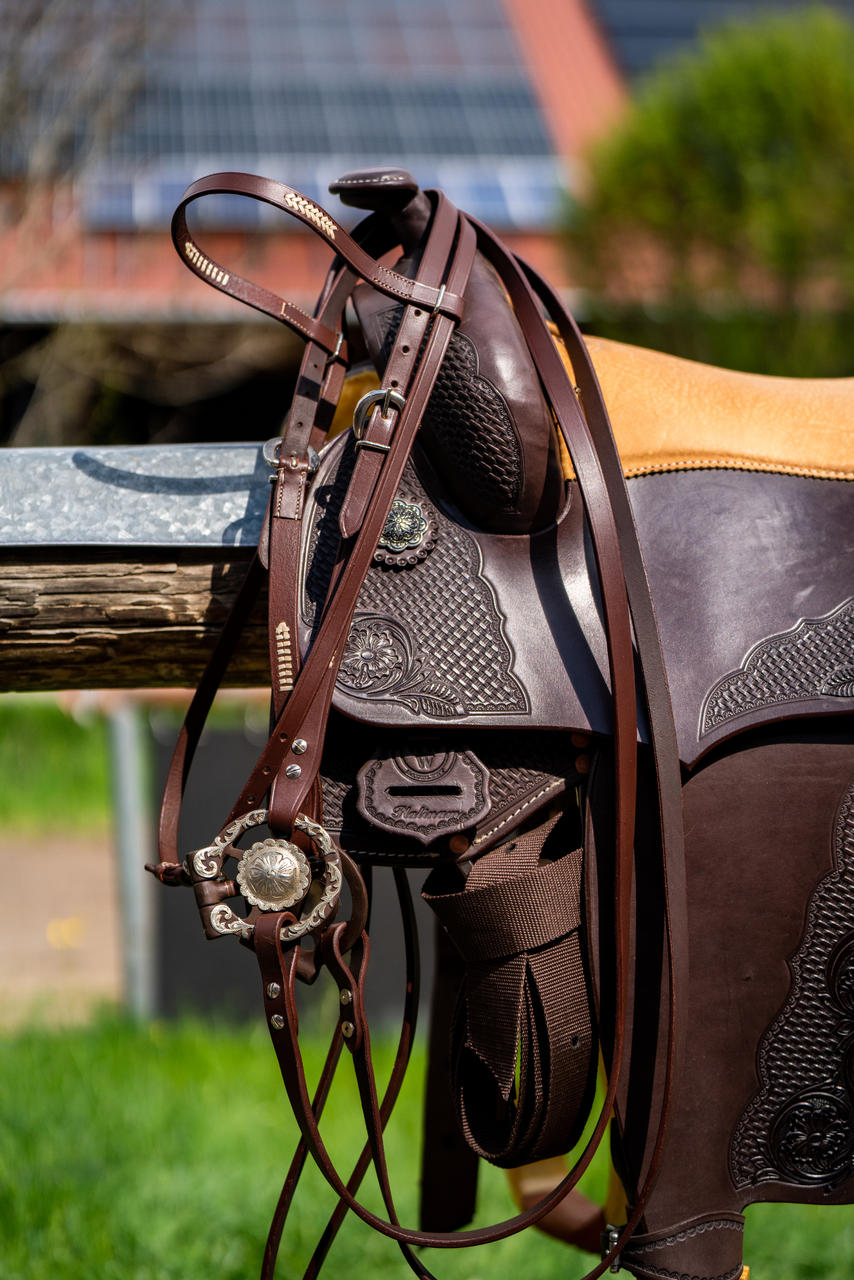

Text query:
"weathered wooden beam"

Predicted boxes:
[[0, 445, 272, 691], [0, 548, 269, 690]]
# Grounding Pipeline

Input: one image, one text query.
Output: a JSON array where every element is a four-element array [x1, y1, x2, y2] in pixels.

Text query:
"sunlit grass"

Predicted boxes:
[[2, 709, 853, 1276], [0, 1014, 607, 1280], [1, 1015, 853, 1279], [0, 695, 111, 833]]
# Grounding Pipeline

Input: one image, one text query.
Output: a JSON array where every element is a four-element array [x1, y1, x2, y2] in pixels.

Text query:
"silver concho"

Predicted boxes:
[[235, 838, 311, 912], [379, 498, 428, 553], [193, 809, 340, 943]]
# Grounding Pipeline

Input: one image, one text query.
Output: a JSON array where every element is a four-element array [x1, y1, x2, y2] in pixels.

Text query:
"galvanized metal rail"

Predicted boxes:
[[0, 444, 272, 691]]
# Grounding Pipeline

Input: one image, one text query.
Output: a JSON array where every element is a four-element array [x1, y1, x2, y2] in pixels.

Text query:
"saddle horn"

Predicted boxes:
[[332, 166, 566, 534]]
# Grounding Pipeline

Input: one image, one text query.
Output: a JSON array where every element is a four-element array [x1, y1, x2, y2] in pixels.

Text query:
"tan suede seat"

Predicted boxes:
[[334, 338, 854, 480], [585, 336, 854, 479]]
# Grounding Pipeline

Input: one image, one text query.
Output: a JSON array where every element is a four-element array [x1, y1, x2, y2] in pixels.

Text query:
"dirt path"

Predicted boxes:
[[0, 830, 122, 1027]]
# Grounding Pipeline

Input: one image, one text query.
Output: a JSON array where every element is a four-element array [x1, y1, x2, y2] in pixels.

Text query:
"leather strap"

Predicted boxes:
[[237, 216, 478, 838], [245, 208, 642, 1264], [419, 918, 480, 1232], [471, 221, 687, 1231], [155, 190, 467, 870], [260, 869, 429, 1280], [172, 172, 465, 341], [159, 194, 640, 1268]]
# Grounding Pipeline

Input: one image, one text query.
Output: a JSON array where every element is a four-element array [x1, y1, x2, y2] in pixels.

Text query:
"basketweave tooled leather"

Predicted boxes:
[[298, 426, 854, 769], [369, 314, 530, 520]]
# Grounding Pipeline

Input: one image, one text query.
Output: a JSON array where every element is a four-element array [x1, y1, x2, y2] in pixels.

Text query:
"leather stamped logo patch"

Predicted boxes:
[[356, 750, 491, 845]]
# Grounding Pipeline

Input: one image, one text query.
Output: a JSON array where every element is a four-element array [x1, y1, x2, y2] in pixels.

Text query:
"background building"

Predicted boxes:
[[4, 0, 854, 446]]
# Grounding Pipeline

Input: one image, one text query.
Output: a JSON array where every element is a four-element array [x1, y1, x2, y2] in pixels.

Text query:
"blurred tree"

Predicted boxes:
[[0, 0, 302, 448], [0, 0, 156, 270], [1, 322, 301, 447], [566, 5, 854, 375]]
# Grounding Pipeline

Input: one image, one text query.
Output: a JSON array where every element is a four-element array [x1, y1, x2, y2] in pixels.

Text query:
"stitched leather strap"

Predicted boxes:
[[155, 193, 463, 869]]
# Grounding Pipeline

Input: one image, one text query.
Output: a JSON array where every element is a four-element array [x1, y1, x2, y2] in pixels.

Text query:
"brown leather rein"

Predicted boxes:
[[149, 172, 687, 1279]]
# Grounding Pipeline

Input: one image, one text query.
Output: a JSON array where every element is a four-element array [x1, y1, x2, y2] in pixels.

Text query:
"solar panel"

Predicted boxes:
[[32, 0, 565, 231]]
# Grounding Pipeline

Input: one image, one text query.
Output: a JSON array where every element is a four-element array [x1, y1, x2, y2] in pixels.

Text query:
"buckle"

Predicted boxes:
[[431, 281, 446, 317], [352, 387, 406, 453], [262, 439, 320, 477], [324, 330, 345, 367], [188, 808, 342, 944], [601, 1224, 622, 1272]]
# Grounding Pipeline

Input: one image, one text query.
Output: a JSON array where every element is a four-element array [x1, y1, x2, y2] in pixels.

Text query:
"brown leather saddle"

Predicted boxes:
[[150, 168, 854, 1280]]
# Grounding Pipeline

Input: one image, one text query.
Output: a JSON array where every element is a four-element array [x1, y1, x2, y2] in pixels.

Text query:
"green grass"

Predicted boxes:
[[0, 693, 267, 835], [0, 695, 111, 833], [0, 1015, 604, 1280], [1, 1016, 853, 1279], [2, 708, 853, 1277]]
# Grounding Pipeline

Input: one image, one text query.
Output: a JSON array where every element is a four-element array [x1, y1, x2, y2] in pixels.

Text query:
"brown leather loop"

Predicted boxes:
[[172, 173, 464, 341]]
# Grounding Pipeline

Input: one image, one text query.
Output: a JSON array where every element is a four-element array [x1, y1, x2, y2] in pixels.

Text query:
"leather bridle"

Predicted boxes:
[[148, 172, 687, 1280]]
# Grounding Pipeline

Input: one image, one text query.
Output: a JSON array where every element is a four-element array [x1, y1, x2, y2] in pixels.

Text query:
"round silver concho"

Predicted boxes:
[[373, 497, 438, 567], [235, 838, 311, 913]]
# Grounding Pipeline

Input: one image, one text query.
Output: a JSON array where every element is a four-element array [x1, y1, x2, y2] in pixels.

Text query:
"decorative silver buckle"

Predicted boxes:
[[190, 809, 342, 943]]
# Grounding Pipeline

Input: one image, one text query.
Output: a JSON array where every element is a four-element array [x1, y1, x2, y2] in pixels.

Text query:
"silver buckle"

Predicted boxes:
[[324, 330, 344, 367], [352, 387, 406, 453], [262, 440, 320, 477]]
